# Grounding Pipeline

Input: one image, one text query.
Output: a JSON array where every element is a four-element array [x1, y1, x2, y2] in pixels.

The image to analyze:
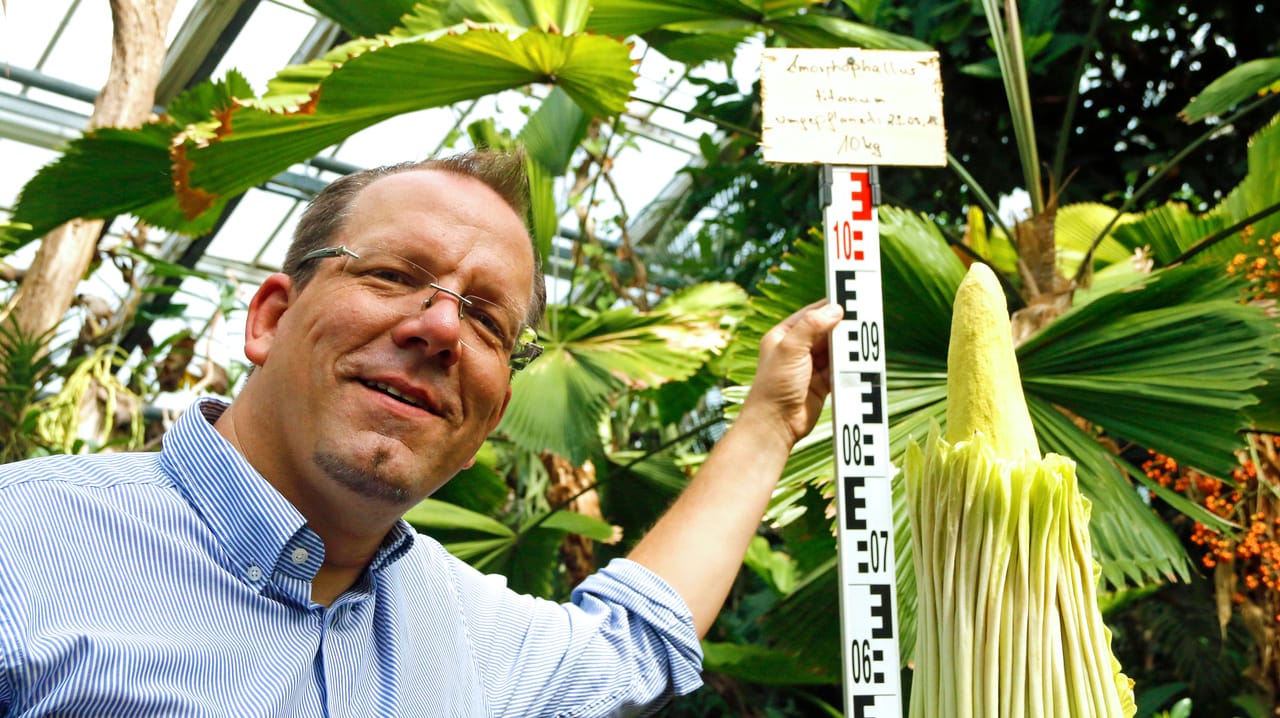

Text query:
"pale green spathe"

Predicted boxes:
[[906, 428, 1135, 717]]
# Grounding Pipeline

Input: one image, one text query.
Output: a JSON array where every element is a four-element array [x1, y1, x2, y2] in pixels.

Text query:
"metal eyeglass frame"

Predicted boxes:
[[296, 245, 544, 371]]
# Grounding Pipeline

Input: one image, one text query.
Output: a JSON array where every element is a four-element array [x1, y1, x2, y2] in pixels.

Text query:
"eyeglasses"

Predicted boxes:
[[297, 245, 544, 371]]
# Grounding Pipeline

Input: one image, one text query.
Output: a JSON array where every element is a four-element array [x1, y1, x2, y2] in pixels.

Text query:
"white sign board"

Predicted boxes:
[[760, 49, 946, 166]]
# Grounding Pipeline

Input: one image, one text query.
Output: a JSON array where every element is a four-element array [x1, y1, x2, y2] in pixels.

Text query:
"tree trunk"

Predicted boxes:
[[1009, 197, 1075, 345], [10, 0, 179, 345], [542, 452, 621, 589]]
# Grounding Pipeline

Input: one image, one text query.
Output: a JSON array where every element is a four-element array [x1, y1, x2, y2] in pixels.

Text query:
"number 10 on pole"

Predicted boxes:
[[823, 166, 902, 717]]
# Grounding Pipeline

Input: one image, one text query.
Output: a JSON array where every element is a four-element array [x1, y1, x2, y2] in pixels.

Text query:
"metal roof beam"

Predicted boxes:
[[155, 0, 261, 105], [0, 92, 86, 150]]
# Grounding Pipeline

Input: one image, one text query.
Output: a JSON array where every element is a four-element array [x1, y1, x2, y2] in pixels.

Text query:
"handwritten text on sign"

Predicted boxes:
[[760, 49, 946, 166]]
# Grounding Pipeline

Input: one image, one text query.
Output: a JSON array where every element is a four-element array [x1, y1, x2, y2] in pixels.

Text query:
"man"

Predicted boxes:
[[0, 151, 843, 716]]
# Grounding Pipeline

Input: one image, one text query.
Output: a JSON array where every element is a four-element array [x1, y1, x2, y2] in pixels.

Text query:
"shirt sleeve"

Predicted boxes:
[[0, 500, 19, 717], [0, 605, 11, 716], [451, 556, 704, 717]]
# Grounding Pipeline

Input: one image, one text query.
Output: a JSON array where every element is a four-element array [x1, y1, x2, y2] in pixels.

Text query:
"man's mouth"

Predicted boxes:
[[363, 380, 428, 410]]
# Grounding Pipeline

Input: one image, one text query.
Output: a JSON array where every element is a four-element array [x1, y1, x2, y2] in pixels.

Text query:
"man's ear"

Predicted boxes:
[[244, 273, 294, 367]]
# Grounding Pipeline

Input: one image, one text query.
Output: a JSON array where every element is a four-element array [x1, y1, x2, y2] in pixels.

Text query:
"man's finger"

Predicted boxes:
[[764, 300, 841, 349], [787, 302, 844, 346]]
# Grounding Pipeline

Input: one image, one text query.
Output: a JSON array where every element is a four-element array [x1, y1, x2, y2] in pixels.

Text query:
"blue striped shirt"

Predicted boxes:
[[0, 399, 703, 717]]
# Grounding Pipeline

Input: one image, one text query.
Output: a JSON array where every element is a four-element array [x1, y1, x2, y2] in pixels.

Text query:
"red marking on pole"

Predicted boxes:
[[849, 171, 872, 221]]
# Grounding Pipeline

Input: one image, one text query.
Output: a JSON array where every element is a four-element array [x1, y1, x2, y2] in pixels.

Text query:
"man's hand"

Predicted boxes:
[[739, 300, 844, 451], [627, 300, 843, 636]]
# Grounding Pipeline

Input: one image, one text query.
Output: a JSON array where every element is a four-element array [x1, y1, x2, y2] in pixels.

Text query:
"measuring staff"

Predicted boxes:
[[760, 48, 947, 717]]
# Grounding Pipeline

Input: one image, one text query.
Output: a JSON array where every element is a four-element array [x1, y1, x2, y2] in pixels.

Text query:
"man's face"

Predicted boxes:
[[248, 169, 534, 507]]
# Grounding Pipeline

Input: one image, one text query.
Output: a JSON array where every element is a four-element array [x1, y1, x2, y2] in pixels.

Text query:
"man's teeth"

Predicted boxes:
[[368, 381, 425, 408]]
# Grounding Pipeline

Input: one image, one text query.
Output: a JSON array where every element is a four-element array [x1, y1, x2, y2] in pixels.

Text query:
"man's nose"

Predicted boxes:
[[390, 290, 468, 366]]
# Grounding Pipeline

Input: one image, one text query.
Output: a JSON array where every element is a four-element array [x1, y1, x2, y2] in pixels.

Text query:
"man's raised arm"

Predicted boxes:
[[627, 300, 844, 636]]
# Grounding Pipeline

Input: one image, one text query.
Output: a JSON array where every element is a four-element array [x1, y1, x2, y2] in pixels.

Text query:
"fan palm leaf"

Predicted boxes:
[[8, 9, 633, 244], [1109, 115, 1280, 270], [403, 498, 616, 596], [498, 282, 747, 465]]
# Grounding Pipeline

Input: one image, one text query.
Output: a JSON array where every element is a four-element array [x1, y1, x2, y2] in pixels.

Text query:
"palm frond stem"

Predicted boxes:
[[947, 151, 1016, 245], [1170, 199, 1280, 266], [628, 94, 760, 139], [934, 220, 1027, 308], [981, 0, 1043, 213]]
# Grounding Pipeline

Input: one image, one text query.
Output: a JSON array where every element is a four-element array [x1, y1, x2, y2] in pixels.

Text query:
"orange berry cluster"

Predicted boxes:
[[1225, 226, 1280, 301], [1142, 435, 1280, 621]]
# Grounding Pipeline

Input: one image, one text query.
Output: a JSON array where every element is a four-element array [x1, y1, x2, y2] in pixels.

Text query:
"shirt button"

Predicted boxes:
[[245, 565, 263, 581], [291, 548, 310, 565]]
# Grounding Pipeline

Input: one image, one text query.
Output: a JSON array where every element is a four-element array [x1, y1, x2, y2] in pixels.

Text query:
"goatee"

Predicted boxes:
[[314, 449, 411, 504]]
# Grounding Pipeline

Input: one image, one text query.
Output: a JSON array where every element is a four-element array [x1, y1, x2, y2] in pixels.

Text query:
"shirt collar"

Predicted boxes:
[[161, 398, 309, 588], [371, 520, 415, 572], [160, 398, 415, 590]]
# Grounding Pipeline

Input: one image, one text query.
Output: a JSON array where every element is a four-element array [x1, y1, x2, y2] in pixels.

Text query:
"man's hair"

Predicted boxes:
[[283, 150, 547, 329]]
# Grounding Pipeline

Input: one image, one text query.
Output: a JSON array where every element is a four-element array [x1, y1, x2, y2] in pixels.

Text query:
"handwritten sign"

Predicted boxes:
[[760, 49, 946, 166]]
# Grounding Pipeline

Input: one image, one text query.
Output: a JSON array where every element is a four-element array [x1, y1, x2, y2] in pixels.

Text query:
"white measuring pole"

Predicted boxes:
[[757, 46, 945, 717], [823, 165, 901, 717]]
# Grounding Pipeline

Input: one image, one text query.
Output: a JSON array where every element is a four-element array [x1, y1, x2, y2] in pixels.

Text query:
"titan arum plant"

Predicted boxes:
[[906, 262, 1135, 717]]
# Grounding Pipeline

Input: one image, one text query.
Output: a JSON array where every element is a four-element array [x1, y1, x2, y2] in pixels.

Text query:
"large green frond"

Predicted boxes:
[[596, 450, 688, 544], [1054, 202, 1138, 277], [305, 0, 415, 37], [767, 13, 931, 51], [403, 498, 514, 536], [724, 235, 827, 387], [403, 498, 615, 597], [1245, 367, 1280, 432], [9, 125, 207, 249], [1207, 112, 1280, 248], [307, 0, 592, 36], [759, 557, 842, 681], [878, 207, 967, 359], [499, 339, 619, 465], [1110, 203, 1232, 266], [701, 641, 840, 686], [465, 85, 590, 264], [518, 87, 590, 176], [429, 444, 512, 516], [641, 29, 755, 67], [1026, 399, 1192, 588], [585, 0, 925, 53], [10, 25, 634, 240]]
